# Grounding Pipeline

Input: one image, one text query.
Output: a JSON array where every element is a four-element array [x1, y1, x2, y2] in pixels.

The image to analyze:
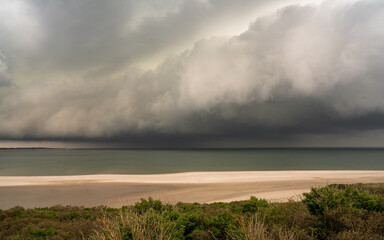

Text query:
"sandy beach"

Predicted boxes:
[[1, 170, 384, 209]]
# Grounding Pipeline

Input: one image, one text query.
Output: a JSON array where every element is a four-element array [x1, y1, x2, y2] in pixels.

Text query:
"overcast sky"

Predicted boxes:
[[0, 0, 384, 148]]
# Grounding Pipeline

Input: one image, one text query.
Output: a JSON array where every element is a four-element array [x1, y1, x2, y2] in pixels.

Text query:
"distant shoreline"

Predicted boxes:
[[0, 147, 66, 151], [2, 147, 384, 151], [1, 170, 383, 209]]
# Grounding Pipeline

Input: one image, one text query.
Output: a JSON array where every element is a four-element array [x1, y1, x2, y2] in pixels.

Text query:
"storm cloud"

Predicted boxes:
[[0, 51, 11, 86], [0, 0, 384, 147]]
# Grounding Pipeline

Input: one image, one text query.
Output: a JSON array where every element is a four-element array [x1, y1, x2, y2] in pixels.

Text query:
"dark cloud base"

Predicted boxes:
[[2, 111, 384, 148]]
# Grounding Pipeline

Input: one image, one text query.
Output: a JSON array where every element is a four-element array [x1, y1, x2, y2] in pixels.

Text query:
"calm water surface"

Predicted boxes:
[[0, 149, 384, 176]]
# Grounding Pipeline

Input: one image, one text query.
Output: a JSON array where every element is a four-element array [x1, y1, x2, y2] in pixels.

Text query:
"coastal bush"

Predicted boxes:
[[303, 185, 384, 239], [303, 186, 384, 216], [0, 206, 102, 240], [1, 182, 384, 240], [133, 197, 171, 214], [28, 227, 58, 238], [329, 183, 384, 197], [241, 196, 268, 213]]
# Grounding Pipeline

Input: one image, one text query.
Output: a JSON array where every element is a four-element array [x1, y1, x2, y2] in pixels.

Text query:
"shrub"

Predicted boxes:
[[134, 197, 172, 214], [303, 185, 384, 239], [241, 196, 269, 213], [28, 227, 58, 238], [303, 186, 384, 217]]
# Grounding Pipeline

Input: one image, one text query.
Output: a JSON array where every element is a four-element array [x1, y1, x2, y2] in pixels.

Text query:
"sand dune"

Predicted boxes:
[[0, 171, 383, 209]]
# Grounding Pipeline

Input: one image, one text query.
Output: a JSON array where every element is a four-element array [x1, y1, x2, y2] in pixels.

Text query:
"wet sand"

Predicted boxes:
[[1, 171, 383, 209]]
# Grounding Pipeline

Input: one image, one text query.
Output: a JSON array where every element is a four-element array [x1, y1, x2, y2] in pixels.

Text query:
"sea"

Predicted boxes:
[[0, 148, 384, 176]]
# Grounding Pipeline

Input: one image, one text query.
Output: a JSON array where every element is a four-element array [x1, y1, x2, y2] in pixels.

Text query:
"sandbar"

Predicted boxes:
[[0, 171, 383, 209]]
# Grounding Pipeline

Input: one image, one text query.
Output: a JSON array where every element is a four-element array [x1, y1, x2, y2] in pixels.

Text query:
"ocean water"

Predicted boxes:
[[0, 149, 384, 176]]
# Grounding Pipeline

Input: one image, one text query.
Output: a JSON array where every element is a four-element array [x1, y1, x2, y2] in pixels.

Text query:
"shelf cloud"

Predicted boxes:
[[0, 0, 384, 147]]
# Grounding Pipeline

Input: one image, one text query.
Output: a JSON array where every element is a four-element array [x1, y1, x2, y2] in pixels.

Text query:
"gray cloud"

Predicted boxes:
[[0, 0, 384, 147], [0, 0, 286, 79], [0, 51, 12, 86]]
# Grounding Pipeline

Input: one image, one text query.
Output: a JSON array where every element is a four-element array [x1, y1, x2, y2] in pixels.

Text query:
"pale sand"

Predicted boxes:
[[0, 171, 383, 209]]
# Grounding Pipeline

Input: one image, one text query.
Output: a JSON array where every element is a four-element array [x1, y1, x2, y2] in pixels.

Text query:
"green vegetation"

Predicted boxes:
[[1, 183, 384, 239]]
